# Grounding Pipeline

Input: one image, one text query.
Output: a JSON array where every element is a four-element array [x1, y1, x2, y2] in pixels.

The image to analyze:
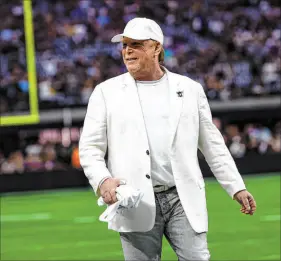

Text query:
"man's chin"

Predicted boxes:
[[126, 65, 140, 74]]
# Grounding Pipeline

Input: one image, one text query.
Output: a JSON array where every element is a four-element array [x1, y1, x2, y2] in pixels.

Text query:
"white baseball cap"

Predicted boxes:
[[111, 17, 164, 44]]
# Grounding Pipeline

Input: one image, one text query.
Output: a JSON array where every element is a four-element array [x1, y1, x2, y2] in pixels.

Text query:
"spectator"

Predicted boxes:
[[0, 151, 24, 174], [24, 144, 44, 172], [225, 124, 246, 158], [71, 143, 81, 169], [41, 143, 67, 170]]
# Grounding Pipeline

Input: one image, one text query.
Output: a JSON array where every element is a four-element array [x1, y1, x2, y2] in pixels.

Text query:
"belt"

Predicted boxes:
[[153, 185, 175, 193]]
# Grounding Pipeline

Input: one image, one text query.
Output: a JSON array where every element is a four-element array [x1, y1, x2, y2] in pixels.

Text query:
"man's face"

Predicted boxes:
[[121, 37, 158, 76]]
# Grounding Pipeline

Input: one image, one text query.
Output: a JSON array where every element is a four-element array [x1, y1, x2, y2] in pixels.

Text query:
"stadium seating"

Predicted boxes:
[[0, 0, 280, 112]]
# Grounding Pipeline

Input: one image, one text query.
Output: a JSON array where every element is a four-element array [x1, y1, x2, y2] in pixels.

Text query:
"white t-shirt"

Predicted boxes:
[[136, 73, 175, 187]]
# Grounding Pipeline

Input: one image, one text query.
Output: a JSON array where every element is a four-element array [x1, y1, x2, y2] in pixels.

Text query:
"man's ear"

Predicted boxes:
[[155, 42, 162, 55]]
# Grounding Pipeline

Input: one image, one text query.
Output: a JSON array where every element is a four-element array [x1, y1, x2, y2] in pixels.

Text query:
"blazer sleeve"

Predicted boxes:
[[197, 84, 246, 198], [79, 84, 112, 194]]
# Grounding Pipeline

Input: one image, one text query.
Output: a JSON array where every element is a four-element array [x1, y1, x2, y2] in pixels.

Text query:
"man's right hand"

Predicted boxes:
[[99, 178, 122, 205]]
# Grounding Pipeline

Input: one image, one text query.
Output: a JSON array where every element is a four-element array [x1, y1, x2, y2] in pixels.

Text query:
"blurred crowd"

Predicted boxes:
[[0, 120, 280, 174], [0, 127, 81, 174], [0, 0, 280, 113], [211, 119, 281, 158]]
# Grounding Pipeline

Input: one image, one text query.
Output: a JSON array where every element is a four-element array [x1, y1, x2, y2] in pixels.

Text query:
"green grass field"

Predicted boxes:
[[1, 173, 280, 260]]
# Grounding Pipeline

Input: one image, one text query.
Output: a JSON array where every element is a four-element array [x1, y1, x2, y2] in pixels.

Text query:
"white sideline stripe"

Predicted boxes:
[[256, 254, 281, 260], [2, 213, 280, 224], [260, 215, 281, 221], [1, 213, 52, 222], [0, 213, 281, 223], [73, 216, 97, 223], [1, 213, 98, 223]]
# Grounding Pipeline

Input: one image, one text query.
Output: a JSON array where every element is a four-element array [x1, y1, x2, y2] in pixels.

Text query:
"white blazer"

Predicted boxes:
[[79, 67, 246, 233]]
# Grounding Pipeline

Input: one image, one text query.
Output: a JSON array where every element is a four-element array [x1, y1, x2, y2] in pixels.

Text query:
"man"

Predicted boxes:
[[79, 17, 256, 261]]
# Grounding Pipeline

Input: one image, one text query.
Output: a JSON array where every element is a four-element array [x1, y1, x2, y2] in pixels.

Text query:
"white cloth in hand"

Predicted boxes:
[[97, 184, 144, 222]]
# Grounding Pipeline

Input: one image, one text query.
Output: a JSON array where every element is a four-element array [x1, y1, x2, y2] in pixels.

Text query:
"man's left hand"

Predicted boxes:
[[233, 190, 257, 215]]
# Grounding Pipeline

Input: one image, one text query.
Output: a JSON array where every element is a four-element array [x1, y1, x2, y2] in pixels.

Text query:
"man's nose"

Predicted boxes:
[[125, 45, 133, 53]]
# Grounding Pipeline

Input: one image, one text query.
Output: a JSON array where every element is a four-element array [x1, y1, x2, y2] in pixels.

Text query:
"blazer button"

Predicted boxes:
[[146, 150, 150, 155], [146, 174, 150, 179]]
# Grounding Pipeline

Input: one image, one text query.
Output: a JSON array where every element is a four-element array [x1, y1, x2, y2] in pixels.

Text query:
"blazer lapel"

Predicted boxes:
[[164, 69, 183, 148], [123, 73, 149, 145]]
